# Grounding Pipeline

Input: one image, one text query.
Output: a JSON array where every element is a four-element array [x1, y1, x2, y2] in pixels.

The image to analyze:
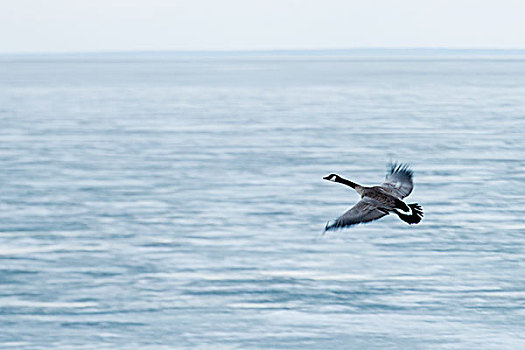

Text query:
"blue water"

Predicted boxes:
[[0, 51, 524, 349]]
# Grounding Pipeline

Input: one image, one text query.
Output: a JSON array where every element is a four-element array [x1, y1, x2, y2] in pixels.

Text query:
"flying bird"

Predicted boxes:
[[323, 163, 423, 231]]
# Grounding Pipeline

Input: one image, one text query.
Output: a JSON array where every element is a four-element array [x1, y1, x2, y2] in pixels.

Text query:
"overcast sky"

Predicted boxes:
[[1, 0, 524, 53]]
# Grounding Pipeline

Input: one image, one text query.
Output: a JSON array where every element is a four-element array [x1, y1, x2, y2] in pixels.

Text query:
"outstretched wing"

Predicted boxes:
[[325, 197, 388, 231], [380, 162, 414, 199]]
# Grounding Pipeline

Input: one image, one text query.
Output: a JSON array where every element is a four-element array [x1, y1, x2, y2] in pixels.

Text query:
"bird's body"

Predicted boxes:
[[323, 163, 423, 231]]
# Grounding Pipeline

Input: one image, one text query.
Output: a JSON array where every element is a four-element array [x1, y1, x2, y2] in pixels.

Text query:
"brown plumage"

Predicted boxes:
[[323, 163, 423, 231]]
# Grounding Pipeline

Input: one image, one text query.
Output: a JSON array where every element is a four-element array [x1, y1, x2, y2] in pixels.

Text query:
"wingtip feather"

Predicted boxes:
[[388, 161, 414, 178]]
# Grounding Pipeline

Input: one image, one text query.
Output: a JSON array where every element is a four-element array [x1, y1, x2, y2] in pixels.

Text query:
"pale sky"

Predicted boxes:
[[1, 0, 524, 53]]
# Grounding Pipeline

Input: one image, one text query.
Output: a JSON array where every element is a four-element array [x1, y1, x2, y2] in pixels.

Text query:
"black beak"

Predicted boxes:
[[323, 175, 332, 181]]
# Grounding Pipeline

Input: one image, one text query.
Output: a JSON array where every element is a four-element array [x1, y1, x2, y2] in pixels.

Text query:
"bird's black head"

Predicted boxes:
[[323, 173, 340, 182]]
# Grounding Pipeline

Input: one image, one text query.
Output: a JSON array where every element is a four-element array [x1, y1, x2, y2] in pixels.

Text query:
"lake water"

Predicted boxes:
[[0, 51, 524, 349]]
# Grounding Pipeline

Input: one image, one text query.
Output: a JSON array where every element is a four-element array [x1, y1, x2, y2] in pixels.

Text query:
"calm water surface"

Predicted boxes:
[[0, 52, 524, 349]]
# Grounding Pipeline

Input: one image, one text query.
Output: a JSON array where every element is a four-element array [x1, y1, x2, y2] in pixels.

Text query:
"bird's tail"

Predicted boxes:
[[395, 203, 423, 224]]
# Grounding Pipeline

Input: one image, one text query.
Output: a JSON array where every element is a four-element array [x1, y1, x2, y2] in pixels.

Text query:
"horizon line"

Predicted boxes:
[[2, 47, 525, 56]]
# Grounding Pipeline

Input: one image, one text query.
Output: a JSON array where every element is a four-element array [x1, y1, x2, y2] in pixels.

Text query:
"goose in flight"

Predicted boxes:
[[323, 163, 423, 231]]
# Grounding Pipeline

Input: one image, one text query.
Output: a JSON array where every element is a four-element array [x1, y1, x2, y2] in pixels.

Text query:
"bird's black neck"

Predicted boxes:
[[336, 176, 359, 189]]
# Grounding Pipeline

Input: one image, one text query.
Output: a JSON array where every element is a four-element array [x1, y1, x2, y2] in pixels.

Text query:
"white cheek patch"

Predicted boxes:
[[330, 176, 337, 181]]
